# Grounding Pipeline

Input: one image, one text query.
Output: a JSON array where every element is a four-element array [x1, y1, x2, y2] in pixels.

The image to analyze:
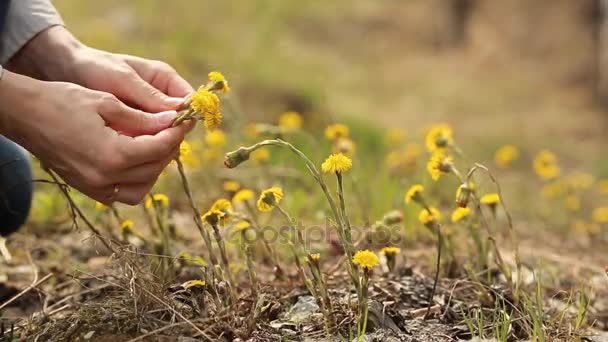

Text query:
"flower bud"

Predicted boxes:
[[224, 147, 251, 168], [456, 183, 472, 208], [382, 210, 404, 225]]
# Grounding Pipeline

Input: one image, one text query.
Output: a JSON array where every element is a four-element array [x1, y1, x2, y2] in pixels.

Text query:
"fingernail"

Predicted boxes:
[[163, 97, 185, 108], [157, 110, 177, 125]]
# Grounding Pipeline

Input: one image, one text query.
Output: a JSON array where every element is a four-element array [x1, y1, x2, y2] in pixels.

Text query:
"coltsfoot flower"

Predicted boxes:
[[380, 246, 400, 256], [352, 250, 379, 270], [251, 147, 271, 163], [183, 279, 207, 289], [451, 207, 470, 223], [146, 193, 169, 209], [425, 124, 453, 152], [278, 111, 302, 132], [426, 150, 453, 181], [206, 130, 226, 147], [120, 219, 134, 236], [211, 198, 233, 214], [223, 180, 241, 193], [455, 182, 473, 208], [380, 246, 400, 272], [592, 207, 608, 223], [565, 195, 581, 212], [201, 209, 225, 225], [480, 193, 500, 214], [234, 220, 251, 232], [418, 207, 441, 227], [321, 153, 352, 174], [191, 88, 219, 117], [494, 145, 519, 168], [566, 172, 594, 191], [208, 71, 230, 93], [224, 147, 252, 168], [533, 150, 560, 180], [257, 187, 284, 212], [308, 253, 321, 262], [325, 124, 349, 141], [232, 189, 255, 203], [405, 184, 424, 204]]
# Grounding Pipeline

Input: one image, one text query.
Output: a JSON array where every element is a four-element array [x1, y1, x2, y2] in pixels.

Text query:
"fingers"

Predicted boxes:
[[121, 55, 194, 98], [116, 123, 188, 166], [115, 147, 179, 184], [97, 94, 178, 136]]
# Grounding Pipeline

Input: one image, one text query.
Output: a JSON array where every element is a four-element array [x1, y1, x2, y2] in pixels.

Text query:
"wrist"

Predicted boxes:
[[0, 71, 43, 142], [7, 26, 85, 81]]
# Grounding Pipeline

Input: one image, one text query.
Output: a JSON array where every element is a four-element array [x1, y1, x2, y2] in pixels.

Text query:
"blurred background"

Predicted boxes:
[[54, 0, 607, 172]]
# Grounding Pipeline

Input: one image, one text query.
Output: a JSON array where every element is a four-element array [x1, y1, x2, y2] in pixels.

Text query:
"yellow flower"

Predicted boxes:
[[191, 88, 219, 116], [184, 279, 207, 289], [426, 150, 453, 181], [592, 207, 608, 223], [232, 189, 255, 203], [257, 187, 284, 212], [201, 209, 225, 225], [455, 182, 474, 208], [480, 193, 500, 205], [565, 195, 581, 212], [211, 198, 233, 214], [321, 153, 353, 174], [541, 181, 566, 199], [418, 207, 441, 226], [425, 124, 453, 152], [598, 179, 608, 194], [566, 172, 594, 191], [325, 124, 349, 141], [179, 140, 191, 158], [352, 250, 379, 270], [380, 246, 401, 256], [332, 138, 357, 157], [451, 207, 470, 223], [309, 253, 321, 261], [95, 201, 108, 211], [278, 111, 302, 132], [533, 150, 560, 180], [223, 180, 241, 193], [208, 71, 230, 93], [385, 129, 406, 146], [203, 110, 222, 132], [234, 220, 251, 232], [146, 193, 169, 209], [206, 130, 226, 147], [494, 145, 519, 168], [405, 184, 424, 204], [251, 147, 270, 162], [120, 219, 134, 235]]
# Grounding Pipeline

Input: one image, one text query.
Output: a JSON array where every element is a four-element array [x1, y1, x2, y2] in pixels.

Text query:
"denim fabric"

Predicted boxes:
[[0, 135, 33, 236]]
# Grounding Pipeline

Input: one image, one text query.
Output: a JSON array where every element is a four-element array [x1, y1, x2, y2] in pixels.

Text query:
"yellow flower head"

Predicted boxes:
[[201, 209, 225, 225], [405, 184, 424, 204], [541, 181, 566, 199], [184, 279, 207, 289], [234, 220, 251, 232], [120, 219, 134, 235], [322, 153, 353, 174], [308, 253, 321, 262], [206, 130, 226, 147], [565, 195, 581, 212], [455, 182, 474, 208], [566, 173, 594, 191], [325, 124, 349, 141], [480, 193, 500, 205], [251, 147, 270, 163], [211, 198, 233, 214], [179, 140, 191, 157], [352, 250, 379, 270], [592, 207, 608, 223], [257, 187, 284, 212], [533, 150, 560, 180], [146, 193, 169, 209], [223, 180, 241, 193], [278, 111, 302, 132], [494, 145, 519, 168], [426, 150, 453, 181], [418, 207, 441, 226], [95, 201, 108, 211], [232, 189, 255, 203], [425, 124, 453, 152], [332, 138, 357, 157], [451, 207, 470, 223], [380, 246, 401, 256], [598, 179, 608, 194], [385, 129, 406, 146], [208, 71, 230, 93], [191, 88, 219, 116], [203, 110, 223, 132]]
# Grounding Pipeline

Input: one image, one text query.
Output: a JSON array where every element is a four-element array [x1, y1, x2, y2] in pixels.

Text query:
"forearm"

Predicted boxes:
[[0, 69, 43, 144]]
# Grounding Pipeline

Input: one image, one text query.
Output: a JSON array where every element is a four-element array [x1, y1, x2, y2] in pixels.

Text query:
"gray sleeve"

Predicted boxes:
[[0, 0, 64, 64]]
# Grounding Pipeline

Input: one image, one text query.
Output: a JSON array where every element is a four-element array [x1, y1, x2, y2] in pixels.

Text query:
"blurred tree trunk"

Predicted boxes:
[[589, 0, 608, 106], [444, 0, 475, 47]]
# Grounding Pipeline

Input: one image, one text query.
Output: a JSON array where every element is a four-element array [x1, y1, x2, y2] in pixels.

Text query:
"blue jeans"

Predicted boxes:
[[0, 135, 33, 236]]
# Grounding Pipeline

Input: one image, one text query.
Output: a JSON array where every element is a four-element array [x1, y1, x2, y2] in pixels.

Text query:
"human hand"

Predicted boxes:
[[0, 71, 189, 205], [8, 26, 194, 113]]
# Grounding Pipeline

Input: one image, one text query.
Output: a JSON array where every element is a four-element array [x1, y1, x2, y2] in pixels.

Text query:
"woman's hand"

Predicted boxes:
[[0, 71, 189, 205]]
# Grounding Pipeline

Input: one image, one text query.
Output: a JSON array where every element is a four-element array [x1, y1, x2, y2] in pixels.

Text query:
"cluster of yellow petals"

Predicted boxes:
[[426, 150, 452, 181], [533, 150, 560, 180], [494, 145, 519, 169], [184, 279, 207, 289], [352, 250, 379, 270], [418, 207, 441, 225], [257, 187, 284, 212], [234, 220, 251, 232], [480, 193, 500, 205], [380, 246, 400, 256], [321, 153, 353, 174], [206, 130, 226, 147], [208, 71, 230, 93], [251, 147, 271, 162], [405, 184, 424, 204], [146, 193, 169, 209], [278, 111, 302, 132], [223, 180, 241, 193], [232, 189, 255, 203], [325, 124, 349, 141], [120, 219, 135, 236], [451, 207, 470, 223], [201, 209, 225, 225], [592, 207, 608, 223], [425, 124, 453, 152], [308, 253, 321, 261]]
